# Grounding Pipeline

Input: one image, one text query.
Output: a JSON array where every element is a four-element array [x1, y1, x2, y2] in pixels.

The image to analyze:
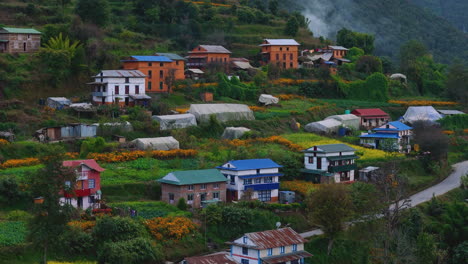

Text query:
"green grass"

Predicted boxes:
[[108, 201, 189, 219], [0, 221, 26, 247], [0, 165, 42, 181]]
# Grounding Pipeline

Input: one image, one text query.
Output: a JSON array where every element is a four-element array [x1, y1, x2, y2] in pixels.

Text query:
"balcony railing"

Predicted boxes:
[[328, 164, 357, 173], [92, 92, 106, 97], [244, 183, 280, 191]]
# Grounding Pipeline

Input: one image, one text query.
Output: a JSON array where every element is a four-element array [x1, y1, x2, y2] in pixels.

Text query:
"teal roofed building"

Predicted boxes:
[[158, 169, 227, 208], [0, 27, 41, 53], [301, 144, 359, 184]]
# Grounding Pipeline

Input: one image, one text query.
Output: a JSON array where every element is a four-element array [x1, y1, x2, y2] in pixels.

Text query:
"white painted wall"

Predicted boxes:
[[92, 75, 146, 104]]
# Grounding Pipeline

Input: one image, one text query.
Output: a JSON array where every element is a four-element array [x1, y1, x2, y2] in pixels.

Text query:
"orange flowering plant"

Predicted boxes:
[[87, 149, 197, 163], [281, 180, 320, 196], [388, 100, 458, 106], [227, 136, 303, 152], [144, 216, 196, 241], [67, 220, 96, 231]]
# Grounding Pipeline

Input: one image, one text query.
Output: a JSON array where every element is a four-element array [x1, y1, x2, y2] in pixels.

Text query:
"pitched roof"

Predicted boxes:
[[63, 159, 105, 172], [260, 39, 300, 46], [185, 252, 237, 264], [328, 45, 349, 50], [124, 55, 172, 62], [192, 45, 231, 54], [374, 121, 412, 131], [94, 70, 146, 78], [360, 133, 400, 139], [352, 108, 390, 117], [232, 227, 306, 249], [437, 109, 465, 115], [1, 27, 41, 34], [217, 159, 282, 171], [158, 169, 227, 185], [304, 143, 356, 153], [154, 52, 185, 61]]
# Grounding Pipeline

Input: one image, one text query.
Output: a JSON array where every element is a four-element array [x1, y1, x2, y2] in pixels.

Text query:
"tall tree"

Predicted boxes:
[[306, 184, 353, 255], [268, 0, 278, 15], [336, 28, 375, 54], [284, 16, 299, 37], [445, 63, 468, 105], [75, 0, 110, 26], [28, 146, 77, 264]]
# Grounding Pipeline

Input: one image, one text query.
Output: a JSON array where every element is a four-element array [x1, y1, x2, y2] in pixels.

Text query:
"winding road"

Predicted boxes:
[[300, 160, 468, 238]]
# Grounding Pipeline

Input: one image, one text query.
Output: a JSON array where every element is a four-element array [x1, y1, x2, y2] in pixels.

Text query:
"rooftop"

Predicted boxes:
[[191, 45, 232, 54], [231, 227, 306, 250], [94, 70, 146, 78], [217, 159, 283, 171], [123, 55, 172, 62], [154, 52, 186, 61], [304, 143, 356, 153], [63, 159, 105, 172], [260, 39, 300, 46], [373, 121, 412, 132], [352, 108, 390, 117], [184, 252, 237, 264], [0, 27, 41, 34], [328, 45, 349, 50], [158, 169, 227, 185]]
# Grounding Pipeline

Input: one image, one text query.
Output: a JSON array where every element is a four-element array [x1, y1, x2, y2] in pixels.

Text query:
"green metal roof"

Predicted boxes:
[[158, 169, 227, 185], [300, 169, 334, 177], [0, 40, 8, 42], [304, 143, 356, 153], [1, 27, 41, 34], [155, 52, 186, 61], [327, 155, 360, 161]]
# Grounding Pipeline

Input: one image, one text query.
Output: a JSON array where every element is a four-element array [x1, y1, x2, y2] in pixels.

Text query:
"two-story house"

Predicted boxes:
[[301, 144, 359, 184], [217, 159, 283, 203], [186, 45, 232, 69], [360, 121, 413, 153], [158, 169, 228, 208], [227, 227, 312, 264], [88, 70, 150, 107], [122, 55, 183, 93], [60, 159, 104, 209], [0, 27, 41, 53], [260, 39, 300, 69], [351, 108, 391, 130], [154, 52, 186, 83]]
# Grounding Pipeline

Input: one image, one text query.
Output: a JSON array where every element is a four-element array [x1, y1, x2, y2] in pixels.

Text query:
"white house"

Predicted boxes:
[[88, 70, 151, 107], [217, 159, 283, 203], [227, 227, 312, 264], [301, 144, 359, 184]]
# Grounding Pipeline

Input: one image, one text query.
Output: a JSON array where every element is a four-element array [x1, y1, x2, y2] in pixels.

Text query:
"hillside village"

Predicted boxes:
[[0, 1, 467, 264]]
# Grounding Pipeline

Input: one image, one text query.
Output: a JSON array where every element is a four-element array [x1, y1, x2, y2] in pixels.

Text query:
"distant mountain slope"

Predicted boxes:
[[294, 0, 468, 64], [409, 0, 468, 32]]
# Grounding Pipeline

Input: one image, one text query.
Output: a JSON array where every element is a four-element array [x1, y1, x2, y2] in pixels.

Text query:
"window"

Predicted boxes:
[[159, 82, 163, 90], [89, 195, 95, 204], [176, 61, 179, 65], [148, 70, 152, 77], [267, 248, 273, 256], [65, 181, 71, 188], [292, 244, 297, 252], [308, 157, 314, 164], [213, 192, 219, 199], [243, 236, 248, 243], [187, 185, 194, 190], [114, 86, 119, 95], [125, 85, 129, 94], [160, 70, 163, 78], [283, 54, 286, 60], [256, 169, 260, 174], [255, 178, 261, 184], [224, 58, 227, 62], [363, 118, 367, 122], [135, 85, 139, 94], [340, 172, 350, 182], [28, 34, 31, 39], [169, 193, 175, 202], [125, 77, 129, 83], [258, 190, 271, 202], [200, 184, 207, 190], [213, 183, 219, 189], [65, 198, 72, 205], [242, 247, 248, 255], [290, 54, 293, 60], [241, 260, 249, 264], [187, 194, 194, 201], [264, 177, 273, 183], [230, 176, 235, 185], [290, 62, 293, 68], [287, 47, 290, 51], [283, 62, 286, 68], [280, 47, 283, 51], [148, 81, 152, 90], [160, 62, 163, 66], [386, 124, 390, 129], [276, 54, 279, 60], [88, 179, 95, 189], [291, 260, 299, 264], [148, 62, 152, 66], [280, 246, 285, 254], [244, 179, 252, 185]]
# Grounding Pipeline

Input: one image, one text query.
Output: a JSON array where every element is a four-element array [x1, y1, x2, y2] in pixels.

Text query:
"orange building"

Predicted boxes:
[[260, 39, 300, 69], [154, 52, 186, 80], [122, 55, 184, 93], [186, 45, 231, 69]]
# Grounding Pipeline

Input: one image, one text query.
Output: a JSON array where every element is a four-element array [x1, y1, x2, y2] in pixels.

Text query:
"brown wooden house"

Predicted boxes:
[[0, 27, 41, 53]]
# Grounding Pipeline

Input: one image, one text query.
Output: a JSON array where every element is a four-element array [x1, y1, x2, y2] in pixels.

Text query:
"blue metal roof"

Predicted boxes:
[[217, 159, 283, 171], [124, 56, 172, 62], [244, 183, 280, 191], [360, 133, 400, 139], [238, 173, 284, 179], [373, 121, 412, 132]]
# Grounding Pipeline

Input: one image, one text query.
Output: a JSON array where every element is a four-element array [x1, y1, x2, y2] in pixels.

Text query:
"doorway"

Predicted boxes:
[[125, 97, 129, 106], [317, 157, 322, 170], [23, 42, 26, 51], [77, 197, 83, 209]]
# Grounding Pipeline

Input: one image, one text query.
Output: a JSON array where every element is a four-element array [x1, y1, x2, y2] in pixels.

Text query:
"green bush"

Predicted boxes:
[[57, 227, 95, 256], [438, 115, 468, 130], [4, 210, 32, 222], [0, 221, 26, 247], [97, 237, 162, 264], [93, 217, 147, 244]]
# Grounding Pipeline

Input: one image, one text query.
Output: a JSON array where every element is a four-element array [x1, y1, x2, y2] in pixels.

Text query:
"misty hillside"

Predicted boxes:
[[409, 0, 468, 32], [293, 0, 468, 64]]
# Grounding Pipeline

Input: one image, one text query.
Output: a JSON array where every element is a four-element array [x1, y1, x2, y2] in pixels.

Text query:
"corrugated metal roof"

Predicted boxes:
[[192, 45, 231, 53], [158, 169, 227, 185], [63, 159, 105, 172], [261, 39, 300, 46], [360, 133, 399, 139], [262, 251, 313, 264], [95, 70, 146, 78], [328, 45, 348, 50], [154, 52, 185, 61], [185, 252, 237, 264], [243, 227, 306, 249], [304, 143, 356, 153], [1, 27, 41, 34], [374, 121, 412, 131], [217, 159, 283, 171], [187, 68, 204, 74], [126, 55, 172, 62], [352, 108, 390, 117], [437, 109, 465, 115]]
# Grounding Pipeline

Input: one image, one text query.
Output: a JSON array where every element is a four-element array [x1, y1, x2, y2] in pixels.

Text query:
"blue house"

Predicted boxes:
[[217, 159, 283, 203], [360, 121, 413, 153]]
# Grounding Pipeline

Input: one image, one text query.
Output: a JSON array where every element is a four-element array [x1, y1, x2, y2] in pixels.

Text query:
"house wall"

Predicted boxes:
[[92, 75, 146, 105], [160, 182, 227, 208], [231, 245, 260, 264], [258, 244, 305, 258], [358, 116, 390, 129], [59, 164, 101, 210], [0, 33, 40, 53], [122, 60, 184, 93], [261, 45, 298, 69]]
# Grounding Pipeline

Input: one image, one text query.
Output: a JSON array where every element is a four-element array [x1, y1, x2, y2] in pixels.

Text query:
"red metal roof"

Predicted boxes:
[[185, 252, 237, 264], [63, 159, 105, 172], [262, 251, 313, 264], [351, 108, 390, 117], [246, 227, 306, 249]]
